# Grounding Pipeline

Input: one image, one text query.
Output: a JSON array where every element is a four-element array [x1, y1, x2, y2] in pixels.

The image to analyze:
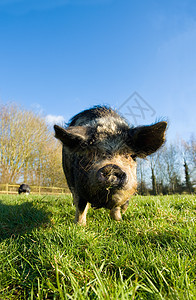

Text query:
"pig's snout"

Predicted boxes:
[[96, 164, 127, 188]]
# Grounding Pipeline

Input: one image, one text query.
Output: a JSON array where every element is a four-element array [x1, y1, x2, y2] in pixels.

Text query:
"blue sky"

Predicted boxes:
[[0, 0, 196, 141]]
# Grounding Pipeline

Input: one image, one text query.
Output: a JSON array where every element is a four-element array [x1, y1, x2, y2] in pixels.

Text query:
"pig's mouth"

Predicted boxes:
[[90, 184, 124, 209]]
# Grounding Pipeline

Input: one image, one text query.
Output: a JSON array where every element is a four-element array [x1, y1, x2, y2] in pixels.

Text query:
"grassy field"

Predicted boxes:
[[0, 194, 195, 299]]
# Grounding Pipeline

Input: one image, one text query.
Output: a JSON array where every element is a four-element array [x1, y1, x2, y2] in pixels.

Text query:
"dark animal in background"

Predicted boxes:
[[54, 106, 167, 225], [18, 184, 31, 195]]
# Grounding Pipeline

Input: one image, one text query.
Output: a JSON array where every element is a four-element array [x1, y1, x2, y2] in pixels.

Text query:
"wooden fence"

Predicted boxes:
[[0, 184, 70, 195]]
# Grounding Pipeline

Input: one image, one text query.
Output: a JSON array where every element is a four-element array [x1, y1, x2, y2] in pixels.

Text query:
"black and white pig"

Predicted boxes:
[[54, 106, 167, 225], [18, 184, 31, 195]]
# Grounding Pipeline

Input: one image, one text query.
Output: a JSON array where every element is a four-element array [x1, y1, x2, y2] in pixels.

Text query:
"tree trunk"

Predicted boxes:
[[151, 168, 157, 195], [184, 159, 193, 193]]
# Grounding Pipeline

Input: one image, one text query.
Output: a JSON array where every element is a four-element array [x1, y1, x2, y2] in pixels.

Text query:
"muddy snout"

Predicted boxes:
[[96, 164, 127, 188]]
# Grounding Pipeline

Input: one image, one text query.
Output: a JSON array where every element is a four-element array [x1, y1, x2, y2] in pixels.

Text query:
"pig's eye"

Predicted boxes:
[[131, 154, 137, 161], [124, 153, 137, 161], [99, 152, 110, 159], [104, 150, 113, 158]]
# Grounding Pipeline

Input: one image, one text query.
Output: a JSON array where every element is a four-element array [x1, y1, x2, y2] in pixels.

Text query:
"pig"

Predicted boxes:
[[54, 106, 167, 225], [18, 184, 31, 195]]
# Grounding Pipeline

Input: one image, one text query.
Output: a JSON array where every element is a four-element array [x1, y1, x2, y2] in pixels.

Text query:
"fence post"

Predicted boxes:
[[38, 186, 41, 195], [6, 183, 9, 195]]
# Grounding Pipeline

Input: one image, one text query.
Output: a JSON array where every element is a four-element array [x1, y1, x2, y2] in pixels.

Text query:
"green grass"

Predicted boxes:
[[0, 194, 195, 299]]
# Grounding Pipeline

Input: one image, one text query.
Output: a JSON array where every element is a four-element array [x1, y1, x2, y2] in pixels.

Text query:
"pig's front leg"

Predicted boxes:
[[110, 206, 122, 221], [121, 200, 129, 214], [74, 198, 89, 226]]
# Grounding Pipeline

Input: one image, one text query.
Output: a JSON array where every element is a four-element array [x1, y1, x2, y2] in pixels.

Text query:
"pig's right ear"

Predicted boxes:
[[127, 121, 167, 157], [54, 125, 88, 149]]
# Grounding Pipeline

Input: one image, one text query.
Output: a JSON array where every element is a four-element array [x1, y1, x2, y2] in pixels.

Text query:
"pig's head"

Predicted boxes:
[[54, 119, 167, 212]]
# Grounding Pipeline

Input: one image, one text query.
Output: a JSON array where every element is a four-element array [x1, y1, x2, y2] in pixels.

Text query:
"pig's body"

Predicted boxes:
[[18, 184, 30, 195], [54, 106, 167, 225]]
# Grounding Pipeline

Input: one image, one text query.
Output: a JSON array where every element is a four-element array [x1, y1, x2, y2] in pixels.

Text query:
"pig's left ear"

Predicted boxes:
[[54, 125, 89, 149], [127, 121, 167, 157]]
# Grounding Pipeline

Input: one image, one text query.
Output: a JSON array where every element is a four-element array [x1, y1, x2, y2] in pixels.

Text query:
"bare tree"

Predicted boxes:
[[136, 137, 195, 195], [181, 136, 196, 191], [148, 155, 158, 195], [137, 158, 149, 195], [0, 103, 66, 187], [183, 159, 193, 193]]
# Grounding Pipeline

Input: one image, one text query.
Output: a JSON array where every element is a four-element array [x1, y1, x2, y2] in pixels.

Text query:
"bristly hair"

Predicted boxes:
[[67, 105, 127, 127]]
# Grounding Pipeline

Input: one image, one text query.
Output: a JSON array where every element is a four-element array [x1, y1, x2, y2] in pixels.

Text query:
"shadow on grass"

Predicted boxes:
[[0, 200, 50, 241]]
